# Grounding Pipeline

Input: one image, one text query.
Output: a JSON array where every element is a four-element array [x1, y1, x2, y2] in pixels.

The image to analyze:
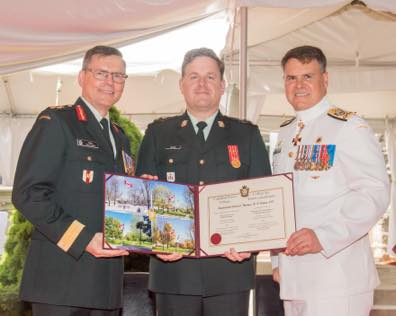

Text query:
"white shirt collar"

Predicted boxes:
[[296, 97, 331, 123], [187, 110, 219, 137], [81, 96, 110, 125]]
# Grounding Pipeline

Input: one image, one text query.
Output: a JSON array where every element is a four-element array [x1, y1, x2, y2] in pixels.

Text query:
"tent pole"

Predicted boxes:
[[2, 76, 15, 116], [239, 6, 248, 120]]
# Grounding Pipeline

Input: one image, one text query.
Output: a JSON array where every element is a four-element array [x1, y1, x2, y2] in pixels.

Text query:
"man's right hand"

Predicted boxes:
[[86, 232, 129, 257]]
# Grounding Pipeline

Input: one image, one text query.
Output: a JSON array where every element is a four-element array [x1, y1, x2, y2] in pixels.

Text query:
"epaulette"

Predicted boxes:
[[280, 117, 296, 127], [48, 104, 74, 110], [151, 116, 174, 124], [224, 115, 255, 126], [327, 108, 356, 121]]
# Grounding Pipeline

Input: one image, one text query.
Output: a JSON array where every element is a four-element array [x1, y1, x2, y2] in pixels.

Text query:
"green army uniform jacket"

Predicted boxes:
[[12, 98, 131, 309], [135, 111, 271, 296]]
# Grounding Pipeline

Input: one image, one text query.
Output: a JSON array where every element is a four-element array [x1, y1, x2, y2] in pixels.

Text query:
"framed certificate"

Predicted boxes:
[[103, 173, 295, 257]]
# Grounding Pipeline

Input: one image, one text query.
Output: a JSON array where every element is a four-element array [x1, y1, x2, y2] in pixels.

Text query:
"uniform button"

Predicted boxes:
[[288, 152, 294, 158], [168, 158, 174, 164], [86, 155, 92, 161], [199, 181, 204, 185], [199, 159, 205, 165]]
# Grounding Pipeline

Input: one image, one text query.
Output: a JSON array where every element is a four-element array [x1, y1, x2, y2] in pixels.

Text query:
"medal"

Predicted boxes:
[[227, 145, 241, 169], [122, 150, 135, 175]]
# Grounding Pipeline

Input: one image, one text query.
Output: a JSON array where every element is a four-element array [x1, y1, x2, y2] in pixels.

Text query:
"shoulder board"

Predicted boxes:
[[223, 115, 255, 126], [152, 116, 174, 124], [48, 104, 74, 110], [280, 117, 296, 127], [150, 115, 183, 126], [327, 108, 356, 121]]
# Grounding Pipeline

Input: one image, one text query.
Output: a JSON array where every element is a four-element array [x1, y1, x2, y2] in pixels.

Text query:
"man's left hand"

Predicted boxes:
[[285, 228, 323, 256], [223, 248, 251, 262]]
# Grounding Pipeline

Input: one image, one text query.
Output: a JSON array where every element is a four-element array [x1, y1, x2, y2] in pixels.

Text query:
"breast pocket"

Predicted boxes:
[[157, 148, 191, 182], [62, 148, 108, 193]]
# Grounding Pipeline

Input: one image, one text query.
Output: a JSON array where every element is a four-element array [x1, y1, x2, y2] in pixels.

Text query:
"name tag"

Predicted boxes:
[[77, 139, 99, 149]]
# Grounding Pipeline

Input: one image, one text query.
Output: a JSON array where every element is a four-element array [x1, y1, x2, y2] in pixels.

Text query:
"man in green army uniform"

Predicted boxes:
[[12, 46, 133, 315], [136, 48, 271, 316]]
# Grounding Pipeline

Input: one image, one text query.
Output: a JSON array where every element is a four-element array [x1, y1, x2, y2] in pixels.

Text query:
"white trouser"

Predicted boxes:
[[283, 291, 373, 316]]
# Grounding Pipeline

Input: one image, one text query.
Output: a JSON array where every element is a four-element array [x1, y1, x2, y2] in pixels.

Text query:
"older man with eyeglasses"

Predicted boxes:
[[12, 45, 132, 316]]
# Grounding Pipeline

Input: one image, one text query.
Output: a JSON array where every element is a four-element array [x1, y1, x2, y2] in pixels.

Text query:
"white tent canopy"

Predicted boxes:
[[0, 0, 228, 75], [225, 1, 396, 122]]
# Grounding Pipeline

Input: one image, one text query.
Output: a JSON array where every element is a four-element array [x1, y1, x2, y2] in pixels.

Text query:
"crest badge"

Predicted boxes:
[[240, 185, 249, 197], [166, 172, 175, 182], [82, 169, 94, 184]]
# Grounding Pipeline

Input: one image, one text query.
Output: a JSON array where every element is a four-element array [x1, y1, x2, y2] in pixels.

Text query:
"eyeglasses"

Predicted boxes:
[[85, 68, 128, 83]]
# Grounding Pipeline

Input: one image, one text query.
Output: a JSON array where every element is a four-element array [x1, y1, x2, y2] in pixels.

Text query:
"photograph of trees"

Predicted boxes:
[[104, 174, 195, 255]]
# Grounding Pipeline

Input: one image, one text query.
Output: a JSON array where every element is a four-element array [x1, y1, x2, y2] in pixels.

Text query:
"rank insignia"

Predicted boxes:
[[180, 120, 188, 128], [82, 169, 94, 184], [227, 145, 241, 168], [122, 150, 135, 176], [76, 105, 87, 122], [327, 108, 355, 121], [166, 172, 175, 182], [218, 120, 225, 128]]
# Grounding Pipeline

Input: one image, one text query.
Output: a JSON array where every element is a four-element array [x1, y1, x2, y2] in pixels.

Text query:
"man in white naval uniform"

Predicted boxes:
[[271, 45, 390, 316]]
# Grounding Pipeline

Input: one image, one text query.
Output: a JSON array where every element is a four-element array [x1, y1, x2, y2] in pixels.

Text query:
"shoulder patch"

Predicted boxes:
[[280, 117, 296, 127], [48, 104, 73, 110], [327, 108, 356, 121]]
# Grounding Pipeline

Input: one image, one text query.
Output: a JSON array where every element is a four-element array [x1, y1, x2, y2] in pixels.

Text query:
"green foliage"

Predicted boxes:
[[105, 217, 124, 239], [110, 106, 143, 161], [0, 210, 33, 314], [0, 106, 143, 313]]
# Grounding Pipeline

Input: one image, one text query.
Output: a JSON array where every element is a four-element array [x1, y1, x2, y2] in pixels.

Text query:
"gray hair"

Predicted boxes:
[[181, 47, 225, 79], [82, 45, 125, 69], [281, 45, 327, 73]]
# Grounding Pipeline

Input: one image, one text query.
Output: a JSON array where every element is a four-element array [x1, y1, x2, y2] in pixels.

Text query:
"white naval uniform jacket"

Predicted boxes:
[[272, 98, 390, 300]]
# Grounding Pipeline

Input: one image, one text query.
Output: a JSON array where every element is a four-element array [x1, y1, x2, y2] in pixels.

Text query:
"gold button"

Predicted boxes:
[[288, 152, 294, 158], [86, 156, 92, 161], [168, 158, 174, 164], [199, 181, 204, 185], [199, 159, 205, 165]]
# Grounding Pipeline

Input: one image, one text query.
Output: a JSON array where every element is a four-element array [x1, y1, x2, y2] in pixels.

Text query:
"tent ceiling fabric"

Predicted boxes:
[[0, 0, 227, 75], [238, 0, 396, 11], [225, 3, 396, 98]]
